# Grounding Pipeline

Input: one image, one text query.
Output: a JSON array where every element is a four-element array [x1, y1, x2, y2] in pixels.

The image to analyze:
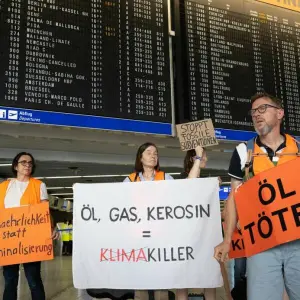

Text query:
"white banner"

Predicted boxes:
[[73, 178, 223, 289]]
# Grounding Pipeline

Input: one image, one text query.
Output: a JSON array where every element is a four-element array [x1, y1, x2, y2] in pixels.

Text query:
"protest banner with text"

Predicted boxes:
[[0, 202, 53, 266], [235, 158, 300, 257], [229, 229, 246, 259], [176, 119, 218, 151], [73, 178, 223, 289], [222, 223, 245, 259]]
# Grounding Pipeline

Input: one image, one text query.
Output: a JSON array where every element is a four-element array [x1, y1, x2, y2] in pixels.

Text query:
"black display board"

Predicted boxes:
[[0, 0, 172, 125], [180, 0, 300, 136]]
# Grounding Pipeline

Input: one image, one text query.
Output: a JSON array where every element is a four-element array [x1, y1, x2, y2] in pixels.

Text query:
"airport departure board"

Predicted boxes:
[[1, 0, 300, 139], [182, 0, 300, 136], [0, 0, 172, 135]]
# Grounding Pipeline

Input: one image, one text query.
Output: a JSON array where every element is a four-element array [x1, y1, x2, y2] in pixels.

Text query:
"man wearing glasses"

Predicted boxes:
[[214, 92, 300, 300]]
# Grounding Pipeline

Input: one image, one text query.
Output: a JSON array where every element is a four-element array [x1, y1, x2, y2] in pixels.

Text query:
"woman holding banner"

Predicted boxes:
[[0, 152, 58, 300], [123, 142, 174, 300], [179, 146, 231, 300], [86, 142, 174, 300]]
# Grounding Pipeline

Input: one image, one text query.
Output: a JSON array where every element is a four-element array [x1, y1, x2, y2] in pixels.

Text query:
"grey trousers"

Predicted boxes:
[[247, 239, 300, 300]]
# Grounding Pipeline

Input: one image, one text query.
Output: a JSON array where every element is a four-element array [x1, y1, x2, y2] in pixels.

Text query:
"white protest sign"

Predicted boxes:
[[176, 119, 218, 151], [73, 178, 223, 290]]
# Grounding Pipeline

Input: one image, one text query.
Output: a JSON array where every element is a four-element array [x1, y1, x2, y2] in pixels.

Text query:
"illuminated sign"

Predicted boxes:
[[257, 0, 300, 13]]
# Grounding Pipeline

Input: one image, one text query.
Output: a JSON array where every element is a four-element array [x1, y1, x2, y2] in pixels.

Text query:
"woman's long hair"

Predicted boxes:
[[183, 149, 196, 174]]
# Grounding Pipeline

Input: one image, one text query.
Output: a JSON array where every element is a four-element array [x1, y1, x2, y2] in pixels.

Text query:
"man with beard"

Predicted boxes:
[[213, 92, 300, 300]]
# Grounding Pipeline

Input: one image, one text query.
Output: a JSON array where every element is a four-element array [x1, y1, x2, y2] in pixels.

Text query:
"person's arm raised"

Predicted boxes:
[[187, 146, 203, 179]]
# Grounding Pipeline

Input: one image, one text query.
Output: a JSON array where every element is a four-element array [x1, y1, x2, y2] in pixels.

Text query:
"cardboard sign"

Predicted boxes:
[[235, 157, 300, 257], [0, 202, 54, 266], [176, 119, 218, 151], [257, 0, 300, 13]]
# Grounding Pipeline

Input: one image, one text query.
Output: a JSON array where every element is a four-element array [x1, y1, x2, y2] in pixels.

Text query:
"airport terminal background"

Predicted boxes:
[[0, 0, 300, 298]]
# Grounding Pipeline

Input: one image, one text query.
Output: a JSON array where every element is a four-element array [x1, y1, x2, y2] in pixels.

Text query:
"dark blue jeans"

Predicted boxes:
[[234, 257, 247, 284], [3, 261, 45, 300]]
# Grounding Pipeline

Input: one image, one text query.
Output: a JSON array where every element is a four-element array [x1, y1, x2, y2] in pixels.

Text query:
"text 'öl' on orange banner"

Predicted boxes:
[[235, 157, 300, 257]]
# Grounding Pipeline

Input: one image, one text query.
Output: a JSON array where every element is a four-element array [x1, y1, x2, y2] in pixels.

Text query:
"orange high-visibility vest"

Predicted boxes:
[[251, 134, 300, 176], [0, 178, 42, 209], [127, 171, 165, 182]]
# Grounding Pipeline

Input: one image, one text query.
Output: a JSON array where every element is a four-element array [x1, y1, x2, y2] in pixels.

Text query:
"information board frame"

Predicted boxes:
[[0, 106, 173, 135]]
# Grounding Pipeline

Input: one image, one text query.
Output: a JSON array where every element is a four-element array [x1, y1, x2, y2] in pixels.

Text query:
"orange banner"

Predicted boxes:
[[257, 0, 300, 13], [235, 158, 300, 257], [0, 202, 54, 266], [229, 228, 246, 259], [222, 223, 246, 259]]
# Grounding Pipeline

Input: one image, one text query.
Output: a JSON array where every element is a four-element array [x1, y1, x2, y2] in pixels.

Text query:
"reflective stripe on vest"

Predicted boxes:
[[127, 171, 165, 182], [252, 134, 300, 175], [0, 178, 42, 210]]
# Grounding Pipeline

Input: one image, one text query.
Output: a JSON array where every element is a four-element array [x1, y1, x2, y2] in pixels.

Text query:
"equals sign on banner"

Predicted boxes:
[[142, 231, 151, 238]]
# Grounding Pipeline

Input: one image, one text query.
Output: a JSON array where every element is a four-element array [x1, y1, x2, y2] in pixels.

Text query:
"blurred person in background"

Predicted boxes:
[[68, 220, 73, 255], [61, 219, 70, 255]]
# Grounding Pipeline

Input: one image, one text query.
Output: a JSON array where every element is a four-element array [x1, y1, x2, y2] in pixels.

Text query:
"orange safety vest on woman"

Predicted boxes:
[[0, 177, 42, 210], [246, 134, 300, 178], [127, 171, 165, 182]]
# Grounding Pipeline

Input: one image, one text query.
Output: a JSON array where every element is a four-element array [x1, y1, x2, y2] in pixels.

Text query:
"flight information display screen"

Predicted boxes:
[[0, 0, 172, 135], [181, 0, 300, 138]]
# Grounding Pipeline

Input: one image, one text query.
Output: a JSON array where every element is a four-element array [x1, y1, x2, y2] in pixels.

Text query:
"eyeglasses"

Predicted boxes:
[[249, 104, 281, 116], [18, 160, 33, 167]]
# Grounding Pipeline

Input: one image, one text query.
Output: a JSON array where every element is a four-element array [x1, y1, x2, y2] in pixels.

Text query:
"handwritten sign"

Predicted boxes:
[[257, 0, 300, 13], [0, 202, 53, 266], [235, 157, 300, 257], [73, 178, 223, 289], [176, 119, 218, 151]]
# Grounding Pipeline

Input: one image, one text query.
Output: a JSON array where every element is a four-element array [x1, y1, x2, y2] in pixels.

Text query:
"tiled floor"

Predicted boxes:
[[0, 257, 227, 300]]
